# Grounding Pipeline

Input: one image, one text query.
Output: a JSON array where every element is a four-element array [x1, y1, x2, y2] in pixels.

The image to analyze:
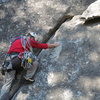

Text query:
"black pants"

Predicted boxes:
[[12, 56, 23, 71]]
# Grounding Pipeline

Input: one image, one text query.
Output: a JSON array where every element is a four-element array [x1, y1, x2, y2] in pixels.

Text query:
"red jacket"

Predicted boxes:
[[7, 38, 48, 54]]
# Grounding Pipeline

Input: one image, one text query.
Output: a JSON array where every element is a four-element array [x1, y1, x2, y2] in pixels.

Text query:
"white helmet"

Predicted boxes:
[[29, 32, 37, 38]]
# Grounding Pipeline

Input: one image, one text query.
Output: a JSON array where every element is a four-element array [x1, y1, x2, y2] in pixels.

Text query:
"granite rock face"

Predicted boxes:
[[0, 0, 96, 41], [81, 0, 100, 21], [0, 0, 100, 100]]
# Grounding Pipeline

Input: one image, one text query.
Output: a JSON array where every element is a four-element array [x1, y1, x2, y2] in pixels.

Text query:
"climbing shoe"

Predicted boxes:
[[24, 77, 35, 83]]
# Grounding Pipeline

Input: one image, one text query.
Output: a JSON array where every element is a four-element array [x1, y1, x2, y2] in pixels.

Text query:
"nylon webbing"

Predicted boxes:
[[21, 36, 34, 54]]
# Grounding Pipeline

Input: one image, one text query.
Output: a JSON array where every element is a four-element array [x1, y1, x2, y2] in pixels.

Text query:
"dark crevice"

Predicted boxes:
[[35, 13, 74, 56], [84, 17, 100, 25]]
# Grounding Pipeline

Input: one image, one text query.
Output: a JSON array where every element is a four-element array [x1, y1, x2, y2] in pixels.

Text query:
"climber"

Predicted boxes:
[[0, 32, 59, 99]]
